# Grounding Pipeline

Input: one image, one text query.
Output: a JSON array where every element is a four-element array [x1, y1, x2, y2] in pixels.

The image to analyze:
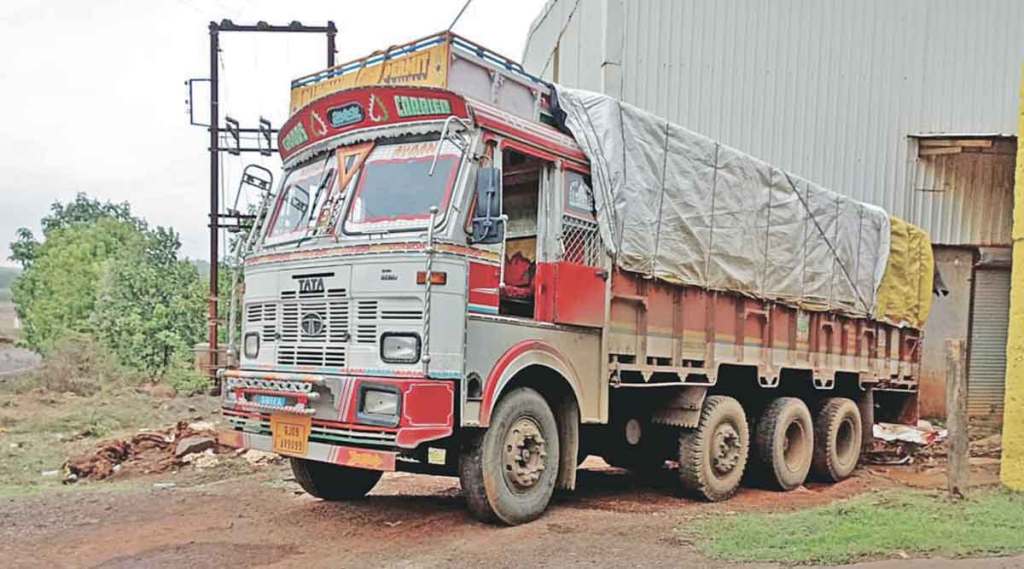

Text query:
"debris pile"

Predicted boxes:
[[866, 422, 1004, 467], [865, 421, 948, 465], [64, 421, 232, 483], [970, 434, 1002, 459]]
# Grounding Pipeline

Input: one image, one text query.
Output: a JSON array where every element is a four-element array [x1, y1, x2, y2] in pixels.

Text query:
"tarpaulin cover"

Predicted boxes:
[[554, 87, 928, 325], [874, 218, 934, 328]]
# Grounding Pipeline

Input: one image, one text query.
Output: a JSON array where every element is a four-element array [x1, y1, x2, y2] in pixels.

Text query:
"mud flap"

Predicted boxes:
[[555, 397, 580, 491], [651, 386, 708, 428], [857, 388, 875, 452]]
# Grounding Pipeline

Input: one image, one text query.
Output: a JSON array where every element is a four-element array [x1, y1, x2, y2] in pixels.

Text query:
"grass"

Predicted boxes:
[[0, 387, 220, 496], [691, 489, 1024, 565]]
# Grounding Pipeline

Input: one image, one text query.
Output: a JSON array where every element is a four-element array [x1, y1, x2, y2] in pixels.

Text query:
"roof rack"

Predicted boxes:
[[289, 31, 552, 122]]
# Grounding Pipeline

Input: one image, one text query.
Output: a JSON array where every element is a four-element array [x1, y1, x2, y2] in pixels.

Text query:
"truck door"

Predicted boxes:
[[499, 148, 546, 318], [534, 167, 607, 328]]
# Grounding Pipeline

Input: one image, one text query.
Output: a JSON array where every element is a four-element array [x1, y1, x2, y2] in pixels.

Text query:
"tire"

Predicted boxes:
[[601, 417, 667, 474], [290, 458, 382, 500], [678, 395, 750, 501], [753, 397, 814, 491], [458, 387, 560, 525], [810, 397, 862, 482]]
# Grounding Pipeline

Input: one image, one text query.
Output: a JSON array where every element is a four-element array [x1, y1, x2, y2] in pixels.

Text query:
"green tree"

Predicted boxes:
[[12, 218, 145, 349], [10, 195, 207, 383], [8, 193, 144, 269], [92, 250, 205, 374]]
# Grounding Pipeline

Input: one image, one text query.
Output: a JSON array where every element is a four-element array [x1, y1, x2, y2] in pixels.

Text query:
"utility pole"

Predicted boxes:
[[200, 20, 337, 384], [946, 339, 969, 498]]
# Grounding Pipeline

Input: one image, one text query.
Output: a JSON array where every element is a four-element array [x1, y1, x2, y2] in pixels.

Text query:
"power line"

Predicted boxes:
[[447, 0, 473, 32], [540, 0, 582, 78]]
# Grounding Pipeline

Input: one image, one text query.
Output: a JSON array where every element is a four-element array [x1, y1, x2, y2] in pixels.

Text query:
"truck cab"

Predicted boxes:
[[221, 45, 605, 523]]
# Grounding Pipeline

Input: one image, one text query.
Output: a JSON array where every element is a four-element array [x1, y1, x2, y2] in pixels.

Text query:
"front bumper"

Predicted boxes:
[[220, 369, 455, 460], [218, 429, 398, 471]]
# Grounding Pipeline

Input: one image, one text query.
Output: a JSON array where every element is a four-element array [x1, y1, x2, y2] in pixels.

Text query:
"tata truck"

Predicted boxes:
[[219, 32, 933, 525]]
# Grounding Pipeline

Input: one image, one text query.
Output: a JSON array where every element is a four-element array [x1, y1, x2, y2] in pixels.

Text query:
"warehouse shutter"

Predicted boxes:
[[967, 268, 1011, 422]]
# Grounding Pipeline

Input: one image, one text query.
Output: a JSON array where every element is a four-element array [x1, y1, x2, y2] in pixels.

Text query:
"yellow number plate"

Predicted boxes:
[[270, 413, 312, 456]]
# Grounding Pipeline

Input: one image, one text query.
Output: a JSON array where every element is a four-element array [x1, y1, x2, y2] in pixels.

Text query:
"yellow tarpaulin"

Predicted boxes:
[[874, 217, 934, 329]]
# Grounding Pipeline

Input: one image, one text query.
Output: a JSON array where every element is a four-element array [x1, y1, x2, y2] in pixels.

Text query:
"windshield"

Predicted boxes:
[[265, 154, 336, 241], [344, 140, 462, 234]]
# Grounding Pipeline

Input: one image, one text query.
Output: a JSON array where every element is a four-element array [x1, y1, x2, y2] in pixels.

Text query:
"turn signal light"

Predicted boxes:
[[416, 271, 447, 285]]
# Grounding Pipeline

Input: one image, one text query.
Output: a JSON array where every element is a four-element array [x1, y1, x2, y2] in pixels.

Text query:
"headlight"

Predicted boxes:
[[243, 332, 260, 359], [380, 333, 421, 363], [362, 388, 399, 416], [359, 386, 400, 426]]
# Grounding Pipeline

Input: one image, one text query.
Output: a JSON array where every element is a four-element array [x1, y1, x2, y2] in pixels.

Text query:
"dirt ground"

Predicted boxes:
[[0, 456, 1016, 569]]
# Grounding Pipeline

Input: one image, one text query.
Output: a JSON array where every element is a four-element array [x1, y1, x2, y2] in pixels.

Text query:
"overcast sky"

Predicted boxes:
[[0, 0, 548, 267]]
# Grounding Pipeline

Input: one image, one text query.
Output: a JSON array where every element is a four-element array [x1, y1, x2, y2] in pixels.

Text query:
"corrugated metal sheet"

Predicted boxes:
[[967, 268, 1011, 420], [908, 140, 1016, 245], [522, 0, 1024, 246]]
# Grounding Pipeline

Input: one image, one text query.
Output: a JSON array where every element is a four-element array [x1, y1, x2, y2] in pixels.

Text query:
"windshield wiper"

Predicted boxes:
[[307, 152, 336, 224]]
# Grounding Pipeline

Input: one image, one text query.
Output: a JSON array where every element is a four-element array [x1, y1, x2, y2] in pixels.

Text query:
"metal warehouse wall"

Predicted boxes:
[[523, 0, 1024, 245]]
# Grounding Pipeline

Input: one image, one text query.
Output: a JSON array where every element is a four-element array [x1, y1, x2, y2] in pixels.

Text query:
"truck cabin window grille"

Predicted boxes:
[[560, 216, 601, 267], [560, 170, 601, 267]]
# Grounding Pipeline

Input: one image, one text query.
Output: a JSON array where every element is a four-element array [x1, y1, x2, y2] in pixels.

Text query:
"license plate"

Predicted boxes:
[[271, 413, 312, 457], [255, 394, 288, 408]]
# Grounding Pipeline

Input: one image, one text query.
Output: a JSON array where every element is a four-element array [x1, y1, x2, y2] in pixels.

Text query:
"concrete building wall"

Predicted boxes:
[[919, 247, 974, 418], [523, 0, 1024, 247]]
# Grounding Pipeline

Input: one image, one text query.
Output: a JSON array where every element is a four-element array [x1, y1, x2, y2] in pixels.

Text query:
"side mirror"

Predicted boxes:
[[227, 164, 274, 233], [471, 167, 504, 244]]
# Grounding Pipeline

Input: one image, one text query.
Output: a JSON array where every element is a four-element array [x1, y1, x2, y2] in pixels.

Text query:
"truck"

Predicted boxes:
[[219, 32, 934, 525]]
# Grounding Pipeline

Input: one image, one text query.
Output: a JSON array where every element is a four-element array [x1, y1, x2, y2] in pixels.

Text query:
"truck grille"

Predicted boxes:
[[245, 287, 424, 369], [356, 300, 379, 344], [246, 302, 278, 342], [275, 288, 349, 368]]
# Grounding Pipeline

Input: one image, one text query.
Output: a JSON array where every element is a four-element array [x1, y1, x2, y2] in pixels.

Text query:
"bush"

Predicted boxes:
[[9, 195, 206, 384], [12, 218, 145, 349], [92, 244, 205, 375], [163, 357, 211, 395], [13, 333, 132, 396]]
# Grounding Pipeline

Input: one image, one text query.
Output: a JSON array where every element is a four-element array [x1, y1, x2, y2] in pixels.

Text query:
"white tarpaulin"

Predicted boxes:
[[553, 87, 891, 318]]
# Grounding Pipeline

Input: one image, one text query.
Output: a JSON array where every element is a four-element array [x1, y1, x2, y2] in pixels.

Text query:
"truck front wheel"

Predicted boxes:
[[290, 458, 382, 500], [678, 395, 750, 501], [459, 387, 560, 525]]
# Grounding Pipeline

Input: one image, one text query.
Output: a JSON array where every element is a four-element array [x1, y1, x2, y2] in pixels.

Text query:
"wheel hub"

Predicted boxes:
[[503, 417, 547, 490], [711, 424, 741, 475]]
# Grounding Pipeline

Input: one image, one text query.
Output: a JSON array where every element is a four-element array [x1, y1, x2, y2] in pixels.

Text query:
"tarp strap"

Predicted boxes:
[[783, 172, 870, 313]]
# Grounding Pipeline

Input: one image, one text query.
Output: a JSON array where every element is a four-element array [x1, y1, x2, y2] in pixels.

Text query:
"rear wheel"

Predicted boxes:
[[811, 397, 862, 482], [678, 395, 749, 501], [459, 387, 560, 525], [753, 397, 814, 491], [290, 458, 382, 500]]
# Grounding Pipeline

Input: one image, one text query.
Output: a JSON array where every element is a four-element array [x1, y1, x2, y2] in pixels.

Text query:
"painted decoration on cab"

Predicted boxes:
[[278, 86, 469, 161]]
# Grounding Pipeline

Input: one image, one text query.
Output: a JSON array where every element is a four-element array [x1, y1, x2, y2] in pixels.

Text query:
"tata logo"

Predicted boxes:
[[300, 312, 325, 337], [298, 277, 324, 294]]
